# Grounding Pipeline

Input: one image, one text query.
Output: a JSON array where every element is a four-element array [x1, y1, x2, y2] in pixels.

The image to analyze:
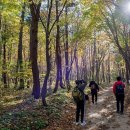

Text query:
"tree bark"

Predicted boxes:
[[2, 41, 7, 87], [2, 23, 7, 87], [16, 3, 25, 90], [92, 30, 96, 80], [64, 5, 70, 89], [54, 0, 64, 93], [41, 0, 53, 106], [30, 1, 41, 99]]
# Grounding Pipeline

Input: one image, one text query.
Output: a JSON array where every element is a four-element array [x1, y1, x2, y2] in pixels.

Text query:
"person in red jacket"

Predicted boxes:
[[113, 76, 125, 114]]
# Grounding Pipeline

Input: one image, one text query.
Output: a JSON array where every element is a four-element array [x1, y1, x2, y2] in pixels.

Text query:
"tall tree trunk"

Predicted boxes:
[[54, 0, 64, 93], [0, 14, 2, 82], [16, 3, 25, 90], [89, 46, 92, 80], [102, 62, 105, 82], [2, 23, 7, 87], [30, 1, 41, 99], [41, 34, 51, 105], [95, 59, 99, 84], [125, 61, 130, 84], [41, 0, 53, 106], [2, 42, 7, 87], [107, 53, 111, 83], [65, 5, 70, 89], [67, 47, 75, 81], [92, 30, 96, 80], [74, 47, 79, 80]]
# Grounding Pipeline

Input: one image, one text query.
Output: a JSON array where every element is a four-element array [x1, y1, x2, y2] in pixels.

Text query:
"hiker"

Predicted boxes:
[[89, 81, 99, 104], [72, 80, 89, 126], [113, 76, 125, 114]]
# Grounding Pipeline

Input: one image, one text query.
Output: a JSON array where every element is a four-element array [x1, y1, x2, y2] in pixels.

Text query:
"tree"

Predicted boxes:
[[100, 0, 130, 83], [29, 0, 41, 99], [41, 0, 67, 105], [16, 2, 26, 90]]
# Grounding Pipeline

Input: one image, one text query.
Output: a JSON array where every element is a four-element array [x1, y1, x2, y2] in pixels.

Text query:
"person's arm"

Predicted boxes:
[[85, 94, 89, 101], [95, 83, 99, 91], [113, 82, 116, 95], [79, 81, 87, 91]]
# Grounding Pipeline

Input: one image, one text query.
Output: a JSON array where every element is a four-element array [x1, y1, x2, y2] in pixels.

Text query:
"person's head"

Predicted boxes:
[[75, 80, 80, 85], [117, 76, 122, 81], [90, 81, 95, 85], [75, 80, 83, 85], [80, 79, 85, 84]]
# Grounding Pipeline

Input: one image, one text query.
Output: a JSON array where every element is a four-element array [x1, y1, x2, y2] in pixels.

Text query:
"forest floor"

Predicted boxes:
[[0, 84, 130, 130]]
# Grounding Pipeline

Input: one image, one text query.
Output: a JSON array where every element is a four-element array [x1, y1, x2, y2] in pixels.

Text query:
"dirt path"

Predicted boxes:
[[44, 86, 130, 130], [65, 87, 130, 130]]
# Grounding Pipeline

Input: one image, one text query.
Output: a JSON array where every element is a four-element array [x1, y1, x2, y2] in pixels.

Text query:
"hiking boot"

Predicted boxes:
[[120, 112, 123, 115], [74, 122, 79, 125], [76, 122, 79, 125], [116, 111, 119, 113], [81, 121, 86, 126]]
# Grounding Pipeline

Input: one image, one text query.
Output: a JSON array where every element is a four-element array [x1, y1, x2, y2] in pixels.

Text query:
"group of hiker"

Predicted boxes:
[[72, 76, 125, 126]]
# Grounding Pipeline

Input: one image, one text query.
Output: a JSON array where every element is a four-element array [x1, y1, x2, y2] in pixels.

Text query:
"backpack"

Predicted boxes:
[[91, 84, 96, 90], [72, 86, 84, 103], [116, 84, 124, 95]]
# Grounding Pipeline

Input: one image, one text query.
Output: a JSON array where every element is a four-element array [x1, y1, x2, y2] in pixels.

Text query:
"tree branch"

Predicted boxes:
[[49, 0, 67, 34], [32, 0, 47, 32]]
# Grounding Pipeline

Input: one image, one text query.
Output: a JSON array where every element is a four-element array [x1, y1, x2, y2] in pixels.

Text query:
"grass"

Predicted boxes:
[[0, 88, 72, 130]]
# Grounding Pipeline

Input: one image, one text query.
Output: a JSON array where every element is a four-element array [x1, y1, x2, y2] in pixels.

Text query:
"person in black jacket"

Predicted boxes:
[[74, 80, 89, 126], [89, 81, 99, 104]]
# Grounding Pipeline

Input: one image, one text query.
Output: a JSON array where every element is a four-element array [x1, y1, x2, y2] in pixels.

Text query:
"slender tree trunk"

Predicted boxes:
[[89, 46, 92, 80], [30, 1, 41, 99], [2, 41, 7, 87], [74, 47, 79, 80], [108, 53, 111, 83], [102, 63, 105, 82], [67, 48, 75, 81], [16, 3, 25, 90], [125, 61, 130, 84], [2, 23, 7, 87], [41, 0, 53, 106], [41, 34, 51, 105], [65, 5, 70, 88], [95, 59, 99, 84], [54, 0, 64, 93], [0, 14, 2, 83], [92, 30, 96, 80]]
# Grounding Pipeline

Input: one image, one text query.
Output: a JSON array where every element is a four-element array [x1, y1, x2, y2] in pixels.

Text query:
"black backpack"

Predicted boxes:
[[116, 84, 124, 95], [91, 84, 96, 90]]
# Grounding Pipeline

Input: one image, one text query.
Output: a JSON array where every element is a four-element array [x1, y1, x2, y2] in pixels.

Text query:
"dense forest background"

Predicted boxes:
[[1, 0, 130, 103], [1, 0, 130, 130], [0, 0, 130, 130]]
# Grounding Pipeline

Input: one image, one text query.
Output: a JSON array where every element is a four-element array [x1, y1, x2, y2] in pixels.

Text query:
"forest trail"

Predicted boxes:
[[1, 86, 130, 130], [46, 86, 130, 130], [85, 87, 130, 130]]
